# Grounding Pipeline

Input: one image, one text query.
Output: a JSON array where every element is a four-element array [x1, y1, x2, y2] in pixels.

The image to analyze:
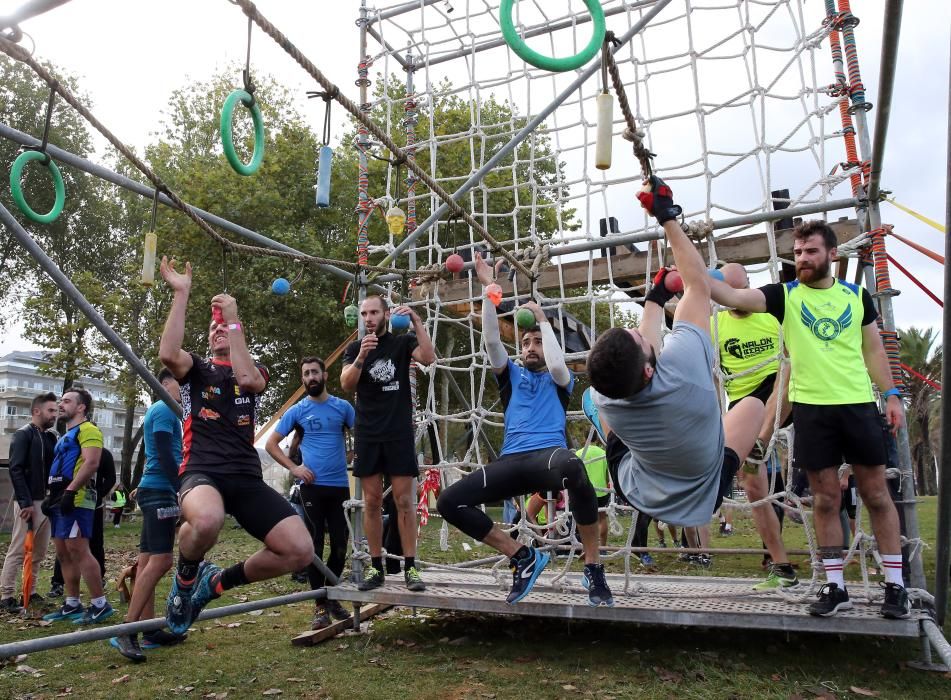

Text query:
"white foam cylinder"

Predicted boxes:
[[595, 92, 613, 170], [141, 231, 157, 286]]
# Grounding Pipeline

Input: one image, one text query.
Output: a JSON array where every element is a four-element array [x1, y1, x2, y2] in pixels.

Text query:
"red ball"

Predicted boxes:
[[445, 253, 464, 273], [664, 270, 684, 294]]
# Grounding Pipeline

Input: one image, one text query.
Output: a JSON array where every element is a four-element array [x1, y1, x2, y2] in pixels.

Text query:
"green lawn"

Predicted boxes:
[[0, 498, 947, 699]]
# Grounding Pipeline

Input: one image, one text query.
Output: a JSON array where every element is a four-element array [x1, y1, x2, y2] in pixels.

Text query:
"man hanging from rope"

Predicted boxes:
[[437, 258, 614, 607], [158, 258, 314, 636], [709, 221, 909, 619], [587, 177, 765, 554]]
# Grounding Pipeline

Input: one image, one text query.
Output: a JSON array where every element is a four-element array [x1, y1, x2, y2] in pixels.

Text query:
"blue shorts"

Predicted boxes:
[[52, 507, 95, 539]]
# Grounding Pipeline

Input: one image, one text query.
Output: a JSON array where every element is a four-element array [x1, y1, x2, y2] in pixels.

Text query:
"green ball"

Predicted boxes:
[[515, 307, 537, 328]]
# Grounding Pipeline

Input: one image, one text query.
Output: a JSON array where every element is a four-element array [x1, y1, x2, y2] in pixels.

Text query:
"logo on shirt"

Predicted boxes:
[[202, 386, 222, 401], [800, 302, 852, 343], [235, 396, 251, 406], [723, 336, 775, 361], [237, 414, 251, 427], [198, 407, 221, 421], [368, 358, 396, 385]]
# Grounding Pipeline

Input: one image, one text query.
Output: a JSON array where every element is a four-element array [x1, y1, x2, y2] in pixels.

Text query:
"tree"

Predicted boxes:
[[899, 326, 941, 496]]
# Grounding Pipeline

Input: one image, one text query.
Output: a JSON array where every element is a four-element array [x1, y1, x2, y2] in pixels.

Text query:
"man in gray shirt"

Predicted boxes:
[[586, 176, 764, 547]]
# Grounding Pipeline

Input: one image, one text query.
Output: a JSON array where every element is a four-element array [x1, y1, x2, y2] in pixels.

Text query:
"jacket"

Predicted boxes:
[[8, 423, 57, 508]]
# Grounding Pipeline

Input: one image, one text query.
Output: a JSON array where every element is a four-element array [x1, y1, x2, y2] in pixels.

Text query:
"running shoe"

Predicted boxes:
[[807, 582, 852, 617], [880, 581, 911, 619], [111, 634, 146, 662], [188, 562, 223, 625], [582, 563, 614, 607], [506, 547, 549, 604], [327, 600, 352, 621], [404, 566, 426, 592], [46, 583, 64, 599], [581, 387, 607, 443], [0, 597, 22, 614], [311, 605, 332, 631], [42, 601, 84, 622], [752, 563, 799, 591], [141, 628, 187, 647], [357, 565, 385, 591], [73, 601, 115, 625], [639, 553, 656, 569], [166, 573, 195, 636]]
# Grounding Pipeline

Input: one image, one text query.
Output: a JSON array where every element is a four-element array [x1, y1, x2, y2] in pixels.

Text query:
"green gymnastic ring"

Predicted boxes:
[[9, 150, 66, 224], [220, 89, 265, 176], [500, 0, 606, 72]]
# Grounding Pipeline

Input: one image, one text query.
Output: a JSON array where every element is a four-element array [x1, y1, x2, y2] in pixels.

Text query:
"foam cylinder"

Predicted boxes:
[[141, 231, 157, 286], [315, 145, 333, 208], [595, 92, 613, 170]]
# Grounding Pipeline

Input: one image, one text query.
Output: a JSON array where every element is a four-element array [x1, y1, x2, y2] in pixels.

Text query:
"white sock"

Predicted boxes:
[[91, 596, 107, 608], [822, 558, 845, 587], [65, 596, 80, 607], [881, 554, 903, 586]]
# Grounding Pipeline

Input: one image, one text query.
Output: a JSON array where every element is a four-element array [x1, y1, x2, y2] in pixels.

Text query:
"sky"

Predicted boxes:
[[0, 0, 947, 357]]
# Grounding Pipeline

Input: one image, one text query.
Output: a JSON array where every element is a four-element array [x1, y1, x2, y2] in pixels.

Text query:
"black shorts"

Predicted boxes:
[[728, 374, 793, 429], [596, 494, 611, 509], [353, 436, 419, 478], [607, 432, 739, 512], [792, 402, 887, 471], [137, 488, 178, 554], [179, 470, 297, 541]]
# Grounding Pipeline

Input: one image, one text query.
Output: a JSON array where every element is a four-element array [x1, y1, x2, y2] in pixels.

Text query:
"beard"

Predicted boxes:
[[796, 257, 831, 283], [305, 380, 325, 397], [523, 355, 545, 371]]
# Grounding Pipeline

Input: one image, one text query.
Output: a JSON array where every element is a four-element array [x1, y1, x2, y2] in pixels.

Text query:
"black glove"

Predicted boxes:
[[644, 267, 675, 307], [60, 490, 76, 515], [636, 175, 682, 224]]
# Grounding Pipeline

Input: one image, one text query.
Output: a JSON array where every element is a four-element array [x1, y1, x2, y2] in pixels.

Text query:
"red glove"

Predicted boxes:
[[644, 267, 676, 307], [636, 175, 682, 224]]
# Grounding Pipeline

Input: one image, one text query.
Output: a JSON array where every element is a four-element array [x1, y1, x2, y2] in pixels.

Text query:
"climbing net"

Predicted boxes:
[[341, 0, 929, 603]]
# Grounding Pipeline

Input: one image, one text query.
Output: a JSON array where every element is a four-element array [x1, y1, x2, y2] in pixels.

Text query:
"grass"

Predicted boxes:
[[0, 498, 948, 699]]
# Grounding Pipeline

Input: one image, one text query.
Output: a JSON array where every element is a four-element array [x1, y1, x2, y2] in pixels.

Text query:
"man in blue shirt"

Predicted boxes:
[[113, 368, 185, 662], [266, 356, 355, 630], [437, 255, 613, 607]]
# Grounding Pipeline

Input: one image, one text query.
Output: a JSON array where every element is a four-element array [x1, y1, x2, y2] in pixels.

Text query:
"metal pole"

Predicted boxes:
[[405, 0, 662, 69], [921, 619, 951, 669], [934, 30, 951, 627], [0, 0, 72, 30], [845, 4, 926, 593], [0, 588, 327, 658], [0, 124, 383, 292], [0, 201, 181, 417], [867, 0, 904, 203], [374, 0, 675, 272]]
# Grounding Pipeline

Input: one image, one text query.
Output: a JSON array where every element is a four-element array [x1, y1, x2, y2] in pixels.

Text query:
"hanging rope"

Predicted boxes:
[[601, 31, 654, 180]]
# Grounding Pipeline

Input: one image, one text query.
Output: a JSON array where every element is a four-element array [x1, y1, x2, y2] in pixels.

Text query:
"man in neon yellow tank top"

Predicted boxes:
[[713, 263, 796, 591], [711, 221, 908, 619]]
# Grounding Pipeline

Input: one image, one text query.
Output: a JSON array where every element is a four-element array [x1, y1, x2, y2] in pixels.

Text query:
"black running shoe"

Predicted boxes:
[[47, 583, 64, 599], [327, 600, 351, 621], [357, 565, 385, 591], [880, 582, 911, 619], [0, 598, 22, 614], [112, 633, 146, 663], [807, 582, 852, 617], [582, 563, 614, 607], [506, 547, 549, 604], [141, 628, 188, 647]]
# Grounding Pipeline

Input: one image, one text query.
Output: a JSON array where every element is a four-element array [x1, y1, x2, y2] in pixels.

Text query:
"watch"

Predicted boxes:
[[228, 322, 242, 332], [882, 387, 901, 399]]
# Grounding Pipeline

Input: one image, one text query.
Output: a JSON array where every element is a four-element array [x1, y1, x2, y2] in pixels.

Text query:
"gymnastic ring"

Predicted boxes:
[[500, 0, 606, 72], [220, 89, 265, 176], [9, 150, 66, 224]]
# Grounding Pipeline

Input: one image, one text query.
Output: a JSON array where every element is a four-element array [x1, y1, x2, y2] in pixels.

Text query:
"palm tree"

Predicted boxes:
[[899, 327, 941, 495]]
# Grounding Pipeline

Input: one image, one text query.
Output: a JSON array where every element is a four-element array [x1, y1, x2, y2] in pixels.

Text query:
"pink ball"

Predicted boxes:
[[445, 253, 464, 273], [664, 270, 684, 294]]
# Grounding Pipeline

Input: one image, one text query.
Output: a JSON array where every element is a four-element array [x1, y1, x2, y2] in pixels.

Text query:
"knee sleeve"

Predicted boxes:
[[551, 450, 598, 526]]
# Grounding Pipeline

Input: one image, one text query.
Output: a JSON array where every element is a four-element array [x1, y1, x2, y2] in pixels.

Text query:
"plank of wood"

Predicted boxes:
[[290, 603, 392, 647], [413, 219, 860, 304]]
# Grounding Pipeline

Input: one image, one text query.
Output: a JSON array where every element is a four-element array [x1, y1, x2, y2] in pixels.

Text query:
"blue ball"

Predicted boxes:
[[391, 313, 411, 331], [271, 277, 291, 295], [708, 269, 725, 282]]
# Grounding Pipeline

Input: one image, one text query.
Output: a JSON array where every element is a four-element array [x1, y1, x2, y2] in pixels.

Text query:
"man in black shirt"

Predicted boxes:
[[341, 295, 435, 591], [158, 257, 313, 636]]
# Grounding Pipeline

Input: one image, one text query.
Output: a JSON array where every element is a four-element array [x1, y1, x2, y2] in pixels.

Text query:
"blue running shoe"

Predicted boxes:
[[582, 388, 606, 443], [73, 601, 115, 625], [42, 601, 84, 622], [639, 553, 656, 569], [506, 547, 549, 604], [166, 572, 196, 636], [188, 562, 223, 625], [583, 563, 614, 607]]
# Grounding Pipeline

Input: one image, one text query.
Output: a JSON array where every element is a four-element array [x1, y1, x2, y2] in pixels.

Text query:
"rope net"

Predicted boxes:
[[344, 0, 925, 602]]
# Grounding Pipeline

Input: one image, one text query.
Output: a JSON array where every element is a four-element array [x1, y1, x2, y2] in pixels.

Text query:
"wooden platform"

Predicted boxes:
[[328, 569, 928, 638]]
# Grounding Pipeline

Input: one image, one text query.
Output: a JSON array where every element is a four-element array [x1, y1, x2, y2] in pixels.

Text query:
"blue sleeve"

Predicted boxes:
[[662, 321, 716, 388], [275, 404, 299, 438], [152, 404, 180, 435]]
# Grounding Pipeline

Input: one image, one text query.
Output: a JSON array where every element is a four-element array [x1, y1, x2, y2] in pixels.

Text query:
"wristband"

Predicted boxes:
[[882, 388, 901, 399], [227, 322, 242, 332]]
